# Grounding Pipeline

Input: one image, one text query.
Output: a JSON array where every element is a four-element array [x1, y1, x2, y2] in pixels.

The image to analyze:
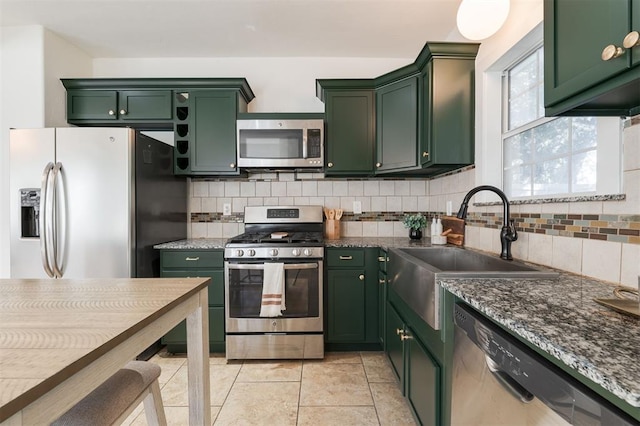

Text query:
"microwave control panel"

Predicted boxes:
[[307, 129, 322, 158]]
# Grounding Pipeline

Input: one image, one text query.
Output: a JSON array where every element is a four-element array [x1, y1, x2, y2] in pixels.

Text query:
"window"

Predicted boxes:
[[502, 46, 620, 199]]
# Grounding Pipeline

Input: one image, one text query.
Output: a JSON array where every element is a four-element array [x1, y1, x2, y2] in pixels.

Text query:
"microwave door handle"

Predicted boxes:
[[302, 130, 308, 159], [226, 263, 318, 270]]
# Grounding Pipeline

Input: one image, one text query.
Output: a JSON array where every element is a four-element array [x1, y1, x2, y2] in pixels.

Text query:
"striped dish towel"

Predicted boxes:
[[259, 263, 286, 317]]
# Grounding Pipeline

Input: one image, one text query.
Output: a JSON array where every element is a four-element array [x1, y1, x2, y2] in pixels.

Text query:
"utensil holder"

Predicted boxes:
[[325, 219, 341, 240]]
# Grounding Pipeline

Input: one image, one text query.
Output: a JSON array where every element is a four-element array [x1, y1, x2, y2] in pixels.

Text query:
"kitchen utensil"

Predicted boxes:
[[328, 209, 335, 220], [323, 208, 329, 219], [335, 209, 343, 220]]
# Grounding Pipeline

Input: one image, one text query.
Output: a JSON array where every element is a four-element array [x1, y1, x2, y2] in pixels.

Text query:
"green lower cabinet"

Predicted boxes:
[[159, 249, 225, 353], [386, 301, 441, 425], [407, 334, 439, 426], [324, 248, 380, 350]]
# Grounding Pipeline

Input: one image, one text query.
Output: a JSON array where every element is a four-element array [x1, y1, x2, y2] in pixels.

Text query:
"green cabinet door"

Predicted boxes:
[[386, 302, 405, 384], [67, 90, 118, 121], [376, 76, 419, 173], [326, 269, 366, 342], [324, 90, 375, 175], [422, 58, 475, 168], [407, 332, 440, 426], [544, 0, 631, 107], [632, 0, 640, 68], [119, 90, 172, 120], [377, 248, 388, 347], [190, 90, 239, 175]]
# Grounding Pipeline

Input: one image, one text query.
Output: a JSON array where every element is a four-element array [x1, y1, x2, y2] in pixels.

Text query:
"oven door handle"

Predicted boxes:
[[226, 263, 319, 270]]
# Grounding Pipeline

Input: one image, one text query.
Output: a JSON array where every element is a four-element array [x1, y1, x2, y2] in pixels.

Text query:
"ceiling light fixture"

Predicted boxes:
[[456, 0, 510, 40]]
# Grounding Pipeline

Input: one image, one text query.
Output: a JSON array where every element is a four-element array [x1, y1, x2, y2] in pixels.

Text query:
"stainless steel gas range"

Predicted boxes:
[[224, 205, 324, 360]]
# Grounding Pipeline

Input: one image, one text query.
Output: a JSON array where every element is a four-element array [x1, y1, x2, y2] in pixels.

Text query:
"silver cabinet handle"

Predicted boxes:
[[230, 163, 236, 168], [119, 109, 127, 115], [339, 255, 353, 260], [185, 257, 200, 261], [378, 256, 386, 262], [108, 109, 115, 116], [623, 31, 640, 49], [376, 162, 382, 168], [396, 328, 404, 335], [379, 279, 386, 285], [423, 151, 429, 158], [601, 44, 625, 61], [327, 162, 334, 168], [400, 333, 414, 341], [358, 274, 365, 281], [40, 163, 54, 278]]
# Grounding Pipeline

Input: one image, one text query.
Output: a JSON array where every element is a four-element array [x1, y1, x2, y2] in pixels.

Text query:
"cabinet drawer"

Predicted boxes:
[[161, 250, 223, 268], [326, 248, 365, 267]]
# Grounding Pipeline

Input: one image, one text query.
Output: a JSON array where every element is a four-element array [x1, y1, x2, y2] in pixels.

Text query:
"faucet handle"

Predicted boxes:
[[508, 219, 518, 241]]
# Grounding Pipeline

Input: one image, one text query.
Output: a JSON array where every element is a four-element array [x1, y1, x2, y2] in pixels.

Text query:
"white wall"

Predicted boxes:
[[92, 57, 411, 112], [0, 26, 91, 278]]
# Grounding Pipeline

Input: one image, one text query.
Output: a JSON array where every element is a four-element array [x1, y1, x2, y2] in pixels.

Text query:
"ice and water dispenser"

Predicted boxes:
[[20, 188, 40, 238]]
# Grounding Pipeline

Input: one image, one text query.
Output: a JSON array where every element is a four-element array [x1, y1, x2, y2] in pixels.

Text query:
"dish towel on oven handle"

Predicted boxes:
[[260, 262, 286, 317]]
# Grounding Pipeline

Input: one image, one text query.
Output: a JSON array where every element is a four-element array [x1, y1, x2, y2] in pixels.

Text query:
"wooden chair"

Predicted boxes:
[[51, 361, 167, 426]]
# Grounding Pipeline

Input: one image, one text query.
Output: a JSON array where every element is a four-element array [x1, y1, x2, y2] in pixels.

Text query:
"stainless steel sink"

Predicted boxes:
[[387, 247, 558, 330]]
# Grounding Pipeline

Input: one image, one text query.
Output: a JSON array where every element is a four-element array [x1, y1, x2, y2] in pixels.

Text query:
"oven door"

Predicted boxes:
[[225, 260, 323, 333]]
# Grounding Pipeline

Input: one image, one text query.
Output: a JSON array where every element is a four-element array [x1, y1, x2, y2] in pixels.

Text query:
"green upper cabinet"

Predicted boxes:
[[66, 90, 119, 121], [119, 90, 173, 120], [544, 0, 640, 116], [420, 52, 475, 172], [317, 42, 478, 178], [62, 78, 255, 176], [179, 90, 243, 175], [316, 83, 376, 175], [375, 76, 419, 173]]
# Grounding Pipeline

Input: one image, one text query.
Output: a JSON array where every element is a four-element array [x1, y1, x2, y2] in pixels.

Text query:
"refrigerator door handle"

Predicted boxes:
[[51, 162, 64, 278], [40, 163, 55, 278]]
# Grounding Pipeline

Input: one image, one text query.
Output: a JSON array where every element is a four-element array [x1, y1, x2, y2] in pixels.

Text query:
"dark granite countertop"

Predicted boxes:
[[154, 238, 227, 249], [440, 275, 640, 409]]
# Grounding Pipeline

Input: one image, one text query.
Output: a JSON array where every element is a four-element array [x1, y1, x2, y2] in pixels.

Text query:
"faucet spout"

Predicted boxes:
[[456, 185, 518, 260]]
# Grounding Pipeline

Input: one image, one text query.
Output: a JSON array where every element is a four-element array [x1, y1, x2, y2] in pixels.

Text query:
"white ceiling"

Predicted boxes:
[[0, 0, 467, 58]]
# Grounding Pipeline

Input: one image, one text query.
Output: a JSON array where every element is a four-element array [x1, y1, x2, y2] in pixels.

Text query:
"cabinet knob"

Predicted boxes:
[[327, 162, 334, 168], [119, 109, 127, 115], [601, 44, 625, 61], [422, 151, 429, 158], [400, 333, 414, 341], [623, 31, 640, 49], [396, 328, 404, 335], [229, 163, 235, 168], [358, 274, 365, 281], [378, 256, 386, 262], [379, 279, 386, 285], [375, 162, 382, 168], [108, 109, 115, 116]]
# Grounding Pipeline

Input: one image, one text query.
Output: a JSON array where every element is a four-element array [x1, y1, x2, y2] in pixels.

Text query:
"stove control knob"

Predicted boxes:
[[235, 249, 244, 257], [269, 248, 279, 257], [247, 249, 256, 257], [303, 249, 312, 257], [291, 249, 301, 257]]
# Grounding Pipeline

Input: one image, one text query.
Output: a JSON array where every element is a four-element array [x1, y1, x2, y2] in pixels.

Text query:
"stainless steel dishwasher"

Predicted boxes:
[[451, 303, 636, 426]]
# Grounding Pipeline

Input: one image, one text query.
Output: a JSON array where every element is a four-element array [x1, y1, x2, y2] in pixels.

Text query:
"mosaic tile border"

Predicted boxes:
[[475, 193, 626, 206], [190, 211, 640, 245]]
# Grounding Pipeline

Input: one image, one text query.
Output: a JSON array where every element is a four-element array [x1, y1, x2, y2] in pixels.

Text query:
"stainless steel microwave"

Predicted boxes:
[[236, 117, 324, 169]]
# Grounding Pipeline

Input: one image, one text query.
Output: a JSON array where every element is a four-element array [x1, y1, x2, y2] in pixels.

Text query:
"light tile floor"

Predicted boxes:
[[123, 351, 417, 426]]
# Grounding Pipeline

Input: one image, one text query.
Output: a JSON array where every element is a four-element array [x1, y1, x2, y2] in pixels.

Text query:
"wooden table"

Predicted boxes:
[[0, 278, 211, 425]]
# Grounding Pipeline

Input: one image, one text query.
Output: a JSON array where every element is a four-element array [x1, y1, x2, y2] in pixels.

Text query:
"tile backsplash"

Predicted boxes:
[[189, 120, 639, 286]]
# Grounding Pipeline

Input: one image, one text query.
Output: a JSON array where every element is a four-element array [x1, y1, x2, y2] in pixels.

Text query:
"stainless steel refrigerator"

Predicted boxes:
[[10, 127, 187, 279]]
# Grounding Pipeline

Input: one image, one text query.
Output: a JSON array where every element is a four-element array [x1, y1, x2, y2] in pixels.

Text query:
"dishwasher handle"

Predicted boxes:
[[485, 355, 534, 403]]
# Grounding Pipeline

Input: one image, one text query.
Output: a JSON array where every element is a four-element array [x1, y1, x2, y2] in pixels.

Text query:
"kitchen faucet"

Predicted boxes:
[[456, 185, 518, 260]]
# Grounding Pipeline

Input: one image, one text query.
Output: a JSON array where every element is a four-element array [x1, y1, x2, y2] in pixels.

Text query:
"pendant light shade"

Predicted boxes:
[[456, 0, 510, 40]]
